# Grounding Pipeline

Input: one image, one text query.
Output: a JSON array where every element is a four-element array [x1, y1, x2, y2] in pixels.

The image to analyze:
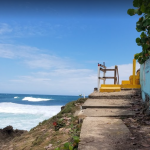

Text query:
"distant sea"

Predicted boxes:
[[0, 93, 83, 131]]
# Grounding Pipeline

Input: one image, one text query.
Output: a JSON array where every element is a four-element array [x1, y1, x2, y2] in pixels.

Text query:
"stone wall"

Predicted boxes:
[[140, 57, 150, 102]]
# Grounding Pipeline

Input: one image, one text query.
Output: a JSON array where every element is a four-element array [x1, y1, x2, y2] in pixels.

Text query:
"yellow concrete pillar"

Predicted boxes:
[[133, 58, 136, 85]]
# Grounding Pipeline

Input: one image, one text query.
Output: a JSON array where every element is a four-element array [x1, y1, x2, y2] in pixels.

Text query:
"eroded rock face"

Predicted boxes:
[[2, 126, 14, 135], [61, 106, 65, 110], [1, 126, 25, 137], [0, 125, 27, 146]]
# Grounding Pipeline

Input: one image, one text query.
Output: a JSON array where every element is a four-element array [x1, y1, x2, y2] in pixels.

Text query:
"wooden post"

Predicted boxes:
[[103, 62, 106, 84], [98, 63, 100, 92], [114, 66, 117, 84]]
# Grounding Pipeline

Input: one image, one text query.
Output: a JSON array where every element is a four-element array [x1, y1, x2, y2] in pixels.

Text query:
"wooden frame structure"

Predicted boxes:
[[97, 63, 119, 91]]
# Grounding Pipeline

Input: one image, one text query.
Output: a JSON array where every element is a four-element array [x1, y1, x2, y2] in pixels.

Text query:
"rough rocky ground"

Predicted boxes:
[[0, 126, 26, 150], [115, 93, 150, 150]]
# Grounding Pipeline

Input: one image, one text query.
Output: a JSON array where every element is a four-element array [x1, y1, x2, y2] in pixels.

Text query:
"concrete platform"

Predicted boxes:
[[82, 99, 133, 109], [78, 117, 131, 150], [89, 90, 140, 99], [121, 84, 141, 89], [83, 108, 135, 117]]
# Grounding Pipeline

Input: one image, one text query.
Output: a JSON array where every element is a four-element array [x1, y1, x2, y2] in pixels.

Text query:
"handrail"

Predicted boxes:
[[98, 63, 119, 91], [116, 66, 119, 84]]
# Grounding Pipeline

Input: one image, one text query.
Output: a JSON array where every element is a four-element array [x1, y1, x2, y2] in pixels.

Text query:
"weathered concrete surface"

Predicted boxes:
[[83, 108, 135, 117], [89, 90, 140, 99], [78, 117, 131, 150], [77, 89, 138, 149], [82, 99, 133, 109]]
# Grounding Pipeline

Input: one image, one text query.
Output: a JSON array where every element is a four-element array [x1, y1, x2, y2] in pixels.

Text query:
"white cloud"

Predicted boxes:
[[0, 44, 70, 69], [10, 76, 51, 83], [34, 69, 94, 77], [0, 23, 12, 35], [7, 67, 97, 95], [0, 44, 39, 59], [0, 49, 15, 58], [0, 23, 66, 38], [24, 54, 69, 69]]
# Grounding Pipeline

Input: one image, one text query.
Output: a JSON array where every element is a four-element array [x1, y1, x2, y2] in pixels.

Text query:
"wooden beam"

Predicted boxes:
[[104, 77, 117, 79], [100, 68, 115, 72], [99, 77, 117, 79], [98, 77, 106, 80]]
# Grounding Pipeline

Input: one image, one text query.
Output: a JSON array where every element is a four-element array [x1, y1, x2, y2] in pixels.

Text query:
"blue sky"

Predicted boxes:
[[0, 0, 142, 95]]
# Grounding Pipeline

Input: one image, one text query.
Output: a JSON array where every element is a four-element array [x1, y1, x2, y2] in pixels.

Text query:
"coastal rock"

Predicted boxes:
[[0, 125, 27, 149], [61, 106, 65, 110], [62, 117, 71, 120], [75, 103, 81, 106], [66, 121, 70, 126], [59, 128, 64, 132], [3, 126, 14, 135], [64, 128, 71, 134], [41, 129, 46, 132], [75, 120, 78, 123], [44, 144, 52, 149], [48, 129, 53, 132]]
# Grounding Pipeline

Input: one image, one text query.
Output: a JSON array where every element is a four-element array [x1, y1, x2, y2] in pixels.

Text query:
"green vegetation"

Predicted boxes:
[[55, 136, 80, 150], [53, 98, 86, 150], [127, 0, 150, 64]]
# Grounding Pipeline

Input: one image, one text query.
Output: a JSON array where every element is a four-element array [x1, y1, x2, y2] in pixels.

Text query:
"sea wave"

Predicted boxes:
[[22, 97, 52, 102], [0, 102, 61, 130], [14, 96, 19, 99], [0, 102, 61, 117]]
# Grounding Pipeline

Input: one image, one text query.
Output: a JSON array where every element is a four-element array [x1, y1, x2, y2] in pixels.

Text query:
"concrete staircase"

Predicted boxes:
[[77, 90, 138, 150]]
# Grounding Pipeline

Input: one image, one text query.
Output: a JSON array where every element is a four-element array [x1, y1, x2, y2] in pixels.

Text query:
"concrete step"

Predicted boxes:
[[82, 99, 133, 109], [89, 90, 138, 99], [78, 117, 131, 150], [83, 108, 135, 117], [100, 87, 121, 92]]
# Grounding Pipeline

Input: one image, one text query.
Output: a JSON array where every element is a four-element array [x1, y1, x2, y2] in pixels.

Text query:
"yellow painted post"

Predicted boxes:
[[133, 58, 136, 85]]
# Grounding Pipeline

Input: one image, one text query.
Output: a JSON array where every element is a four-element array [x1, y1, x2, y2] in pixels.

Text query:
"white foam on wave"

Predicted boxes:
[[0, 102, 61, 117], [22, 97, 52, 102], [0, 102, 61, 130], [14, 96, 19, 99]]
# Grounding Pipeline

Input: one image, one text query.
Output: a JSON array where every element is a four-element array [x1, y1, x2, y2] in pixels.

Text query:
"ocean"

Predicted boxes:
[[0, 93, 82, 131]]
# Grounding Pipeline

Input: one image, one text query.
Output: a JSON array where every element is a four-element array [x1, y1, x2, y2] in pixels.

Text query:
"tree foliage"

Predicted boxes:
[[128, 0, 150, 64]]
